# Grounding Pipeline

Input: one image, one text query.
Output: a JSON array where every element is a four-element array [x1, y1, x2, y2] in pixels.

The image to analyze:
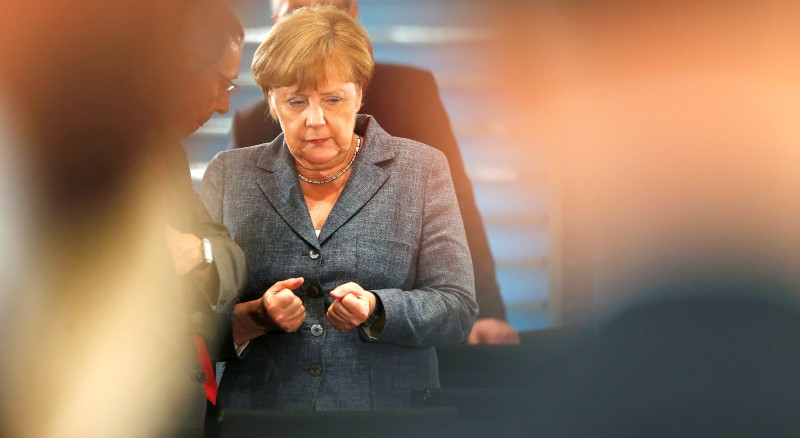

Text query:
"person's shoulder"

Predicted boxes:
[[375, 62, 434, 79], [389, 137, 451, 183], [365, 116, 439, 157], [388, 134, 447, 165], [372, 63, 437, 89]]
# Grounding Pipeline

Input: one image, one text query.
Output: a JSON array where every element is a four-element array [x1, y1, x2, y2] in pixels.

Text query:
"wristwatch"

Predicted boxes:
[[362, 296, 384, 328], [200, 237, 214, 266]]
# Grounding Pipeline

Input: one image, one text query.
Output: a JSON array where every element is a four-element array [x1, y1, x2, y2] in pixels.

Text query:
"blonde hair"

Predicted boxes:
[[252, 4, 373, 95]]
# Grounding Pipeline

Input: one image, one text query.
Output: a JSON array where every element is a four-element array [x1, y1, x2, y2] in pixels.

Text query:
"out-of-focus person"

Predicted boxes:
[[0, 1, 247, 436], [230, 0, 518, 345], [0, 100, 30, 345], [202, 5, 477, 410], [160, 0, 249, 435]]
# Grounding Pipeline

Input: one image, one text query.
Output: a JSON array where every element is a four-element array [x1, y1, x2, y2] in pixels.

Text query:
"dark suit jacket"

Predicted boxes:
[[203, 115, 477, 410], [230, 62, 506, 320], [137, 142, 249, 436]]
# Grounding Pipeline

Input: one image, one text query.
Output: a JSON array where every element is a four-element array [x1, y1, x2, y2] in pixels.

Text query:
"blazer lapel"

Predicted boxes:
[[319, 116, 396, 243], [255, 139, 319, 248]]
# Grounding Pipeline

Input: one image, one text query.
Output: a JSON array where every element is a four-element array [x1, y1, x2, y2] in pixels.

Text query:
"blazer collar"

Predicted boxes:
[[255, 135, 318, 247], [254, 115, 397, 247]]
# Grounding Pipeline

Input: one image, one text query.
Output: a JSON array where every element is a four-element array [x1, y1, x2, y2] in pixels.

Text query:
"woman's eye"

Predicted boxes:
[[324, 97, 342, 105], [288, 99, 305, 107]]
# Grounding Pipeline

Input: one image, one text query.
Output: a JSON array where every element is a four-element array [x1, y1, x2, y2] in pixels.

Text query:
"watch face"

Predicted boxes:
[[202, 238, 213, 264]]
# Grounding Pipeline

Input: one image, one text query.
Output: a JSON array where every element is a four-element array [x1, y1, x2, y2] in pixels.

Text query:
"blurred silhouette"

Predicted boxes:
[[479, 2, 800, 434], [158, 1, 248, 436], [527, 271, 800, 437], [0, 1, 245, 436], [485, 0, 800, 323], [418, 271, 800, 437]]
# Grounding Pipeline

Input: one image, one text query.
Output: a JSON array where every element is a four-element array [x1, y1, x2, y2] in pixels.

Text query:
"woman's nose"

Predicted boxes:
[[304, 103, 326, 127]]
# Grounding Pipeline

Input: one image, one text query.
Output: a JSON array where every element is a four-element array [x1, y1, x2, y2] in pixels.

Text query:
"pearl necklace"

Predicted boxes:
[[297, 135, 361, 185]]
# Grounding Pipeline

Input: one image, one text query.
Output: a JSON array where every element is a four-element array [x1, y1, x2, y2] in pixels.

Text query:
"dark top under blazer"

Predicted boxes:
[[202, 115, 478, 410], [230, 62, 506, 321]]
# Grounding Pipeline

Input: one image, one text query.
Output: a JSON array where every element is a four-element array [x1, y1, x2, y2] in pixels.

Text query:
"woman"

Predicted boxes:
[[202, 5, 477, 411]]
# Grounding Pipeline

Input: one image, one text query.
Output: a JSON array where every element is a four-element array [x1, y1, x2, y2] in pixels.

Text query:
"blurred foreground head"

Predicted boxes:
[[486, 1, 800, 320], [1, 1, 184, 215], [530, 274, 800, 436], [0, 0, 241, 436]]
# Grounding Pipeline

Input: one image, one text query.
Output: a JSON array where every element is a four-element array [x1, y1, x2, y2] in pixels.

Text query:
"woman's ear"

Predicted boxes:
[[355, 86, 364, 110]]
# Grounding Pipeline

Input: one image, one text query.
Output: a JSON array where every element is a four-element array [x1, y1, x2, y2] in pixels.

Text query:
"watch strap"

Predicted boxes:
[[362, 295, 383, 328]]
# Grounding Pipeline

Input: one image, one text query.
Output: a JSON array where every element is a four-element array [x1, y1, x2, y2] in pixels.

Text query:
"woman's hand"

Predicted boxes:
[[467, 318, 520, 345], [233, 277, 305, 346], [257, 277, 306, 332], [326, 282, 374, 331]]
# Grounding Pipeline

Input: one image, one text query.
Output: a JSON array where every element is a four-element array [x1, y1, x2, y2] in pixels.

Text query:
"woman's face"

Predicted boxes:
[[270, 72, 362, 172]]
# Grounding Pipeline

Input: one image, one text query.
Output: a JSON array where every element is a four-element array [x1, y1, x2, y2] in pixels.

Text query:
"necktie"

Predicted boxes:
[[192, 333, 217, 405]]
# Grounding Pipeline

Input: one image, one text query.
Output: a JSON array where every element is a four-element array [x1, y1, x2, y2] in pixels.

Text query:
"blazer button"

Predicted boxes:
[[307, 284, 322, 298], [196, 371, 207, 383], [309, 249, 320, 260], [310, 323, 324, 337], [309, 363, 323, 377]]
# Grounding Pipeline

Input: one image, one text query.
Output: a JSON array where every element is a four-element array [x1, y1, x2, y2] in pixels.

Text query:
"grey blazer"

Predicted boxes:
[[201, 115, 477, 410]]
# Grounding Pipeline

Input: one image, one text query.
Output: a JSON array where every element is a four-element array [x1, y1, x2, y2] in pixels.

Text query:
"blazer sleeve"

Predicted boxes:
[[365, 150, 478, 347], [199, 152, 247, 360], [417, 73, 506, 321], [199, 152, 249, 305], [200, 151, 226, 224], [368, 66, 507, 321]]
